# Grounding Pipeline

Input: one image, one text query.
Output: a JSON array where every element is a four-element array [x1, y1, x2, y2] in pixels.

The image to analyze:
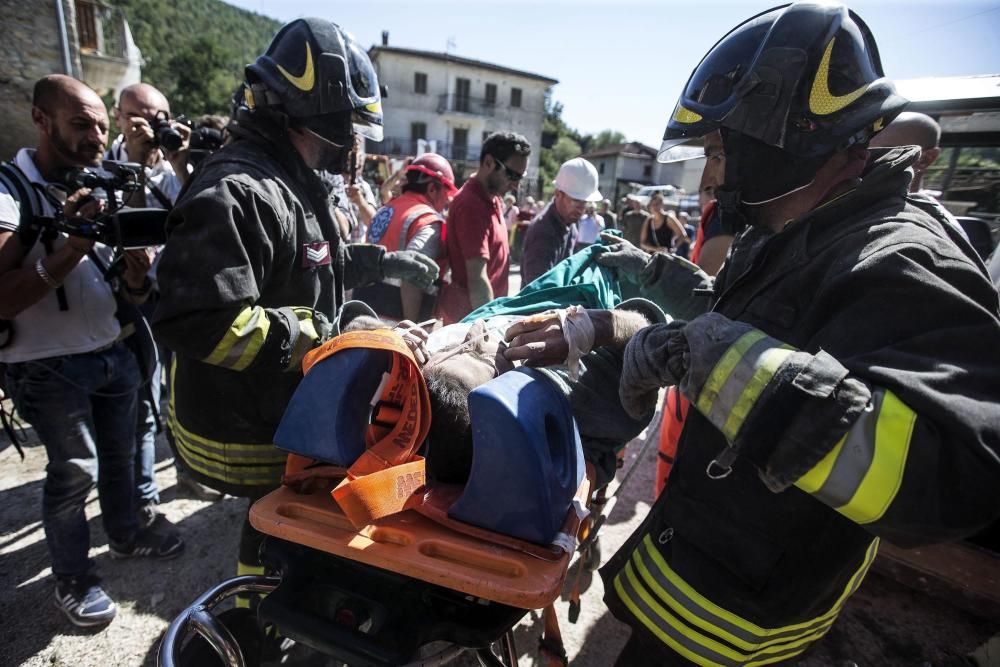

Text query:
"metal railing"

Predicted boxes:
[[379, 137, 483, 162], [437, 94, 497, 117]]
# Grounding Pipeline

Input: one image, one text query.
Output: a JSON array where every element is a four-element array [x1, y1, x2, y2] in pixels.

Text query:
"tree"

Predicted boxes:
[[587, 130, 627, 152], [537, 90, 628, 197], [168, 38, 238, 116]]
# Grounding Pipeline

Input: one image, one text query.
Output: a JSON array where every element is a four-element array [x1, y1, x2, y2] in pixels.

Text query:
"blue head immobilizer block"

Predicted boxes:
[[448, 367, 585, 545], [274, 348, 393, 466]]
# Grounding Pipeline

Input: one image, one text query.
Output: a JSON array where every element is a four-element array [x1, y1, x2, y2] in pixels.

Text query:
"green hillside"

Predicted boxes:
[[111, 0, 281, 116]]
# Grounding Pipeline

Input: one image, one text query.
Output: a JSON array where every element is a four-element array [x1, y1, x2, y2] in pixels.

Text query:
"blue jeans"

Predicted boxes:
[[6, 343, 141, 578], [134, 359, 160, 506]]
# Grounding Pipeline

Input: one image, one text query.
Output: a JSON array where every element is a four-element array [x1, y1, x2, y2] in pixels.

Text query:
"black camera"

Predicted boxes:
[[152, 110, 185, 152], [34, 161, 169, 250]]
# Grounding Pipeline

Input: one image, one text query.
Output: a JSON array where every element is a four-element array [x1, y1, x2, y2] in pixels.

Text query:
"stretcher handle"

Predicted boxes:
[[157, 575, 280, 667]]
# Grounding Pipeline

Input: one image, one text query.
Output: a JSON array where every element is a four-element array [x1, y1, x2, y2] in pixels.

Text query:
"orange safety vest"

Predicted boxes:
[[284, 329, 431, 528], [367, 191, 445, 255], [656, 388, 688, 496]]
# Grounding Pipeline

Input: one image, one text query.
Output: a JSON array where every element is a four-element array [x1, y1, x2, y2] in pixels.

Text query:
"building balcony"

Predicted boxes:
[[378, 137, 482, 163], [437, 94, 496, 117]]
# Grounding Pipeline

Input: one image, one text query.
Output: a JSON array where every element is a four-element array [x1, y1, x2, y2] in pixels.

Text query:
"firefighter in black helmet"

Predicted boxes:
[[152, 18, 438, 587], [504, 3, 1000, 664]]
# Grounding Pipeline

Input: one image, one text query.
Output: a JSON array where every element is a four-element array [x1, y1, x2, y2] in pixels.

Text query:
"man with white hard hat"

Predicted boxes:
[[521, 157, 602, 285]]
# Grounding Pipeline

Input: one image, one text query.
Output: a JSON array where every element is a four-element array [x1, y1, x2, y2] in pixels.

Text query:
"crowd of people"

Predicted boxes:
[[1, 2, 1000, 665]]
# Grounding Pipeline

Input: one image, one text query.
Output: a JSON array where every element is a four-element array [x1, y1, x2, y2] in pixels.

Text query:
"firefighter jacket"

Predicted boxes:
[[601, 146, 1000, 665], [152, 125, 385, 496]]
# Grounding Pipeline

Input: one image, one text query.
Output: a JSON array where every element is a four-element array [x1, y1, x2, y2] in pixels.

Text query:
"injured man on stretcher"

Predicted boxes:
[[341, 297, 665, 490]]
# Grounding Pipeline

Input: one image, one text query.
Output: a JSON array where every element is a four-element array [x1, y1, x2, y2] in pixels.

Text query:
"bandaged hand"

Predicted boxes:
[[620, 320, 690, 419], [504, 310, 566, 366], [594, 232, 651, 283], [393, 319, 431, 366], [381, 250, 439, 289]]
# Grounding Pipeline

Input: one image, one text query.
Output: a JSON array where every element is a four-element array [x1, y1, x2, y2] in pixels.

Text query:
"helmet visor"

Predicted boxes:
[[660, 7, 779, 155], [657, 141, 710, 163]]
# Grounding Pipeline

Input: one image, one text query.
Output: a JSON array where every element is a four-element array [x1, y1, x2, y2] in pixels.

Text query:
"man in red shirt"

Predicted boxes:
[[437, 132, 531, 324]]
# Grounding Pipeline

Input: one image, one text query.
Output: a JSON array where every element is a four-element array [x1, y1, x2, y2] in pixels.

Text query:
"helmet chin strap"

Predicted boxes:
[[717, 129, 829, 230]]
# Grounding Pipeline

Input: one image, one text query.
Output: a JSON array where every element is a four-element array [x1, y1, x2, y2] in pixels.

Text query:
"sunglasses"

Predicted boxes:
[[492, 156, 525, 182]]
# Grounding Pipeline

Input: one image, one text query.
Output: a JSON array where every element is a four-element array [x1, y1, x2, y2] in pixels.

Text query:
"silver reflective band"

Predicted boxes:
[[35, 258, 61, 288]]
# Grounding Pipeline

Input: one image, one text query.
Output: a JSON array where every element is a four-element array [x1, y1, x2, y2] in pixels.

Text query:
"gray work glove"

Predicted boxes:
[[619, 320, 689, 419], [593, 232, 651, 283], [381, 250, 439, 289]]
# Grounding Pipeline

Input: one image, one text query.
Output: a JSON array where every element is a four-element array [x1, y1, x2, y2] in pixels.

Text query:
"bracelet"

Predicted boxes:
[[34, 258, 61, 288]]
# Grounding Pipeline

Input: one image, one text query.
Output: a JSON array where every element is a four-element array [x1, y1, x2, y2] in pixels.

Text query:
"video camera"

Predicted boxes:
[[31, 160, 169, 251]]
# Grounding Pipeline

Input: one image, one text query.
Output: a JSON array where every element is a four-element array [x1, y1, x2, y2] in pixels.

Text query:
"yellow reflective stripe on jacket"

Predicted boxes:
[[203, 305, 272, 371], [695, 330, 795, 440], [167, 364, 286, 487], [286, 307, 321, 371], [795, 389, 916, 524], [614, 535, 879, 665]]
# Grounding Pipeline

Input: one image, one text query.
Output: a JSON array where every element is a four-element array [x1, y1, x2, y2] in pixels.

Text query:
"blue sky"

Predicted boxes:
[[224, 0, 1000, 147]]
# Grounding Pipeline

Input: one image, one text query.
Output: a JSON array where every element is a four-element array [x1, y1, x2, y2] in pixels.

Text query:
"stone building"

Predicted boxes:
[[368, 35, 557, 195], [0, 0, 142, 160], [582, 141, 703, 205]]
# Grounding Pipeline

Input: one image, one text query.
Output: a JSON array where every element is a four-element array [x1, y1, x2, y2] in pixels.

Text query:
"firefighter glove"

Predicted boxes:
[[594, 232, 651, 283], [382, 250, 439, 289], [620, 319, 689, 419]]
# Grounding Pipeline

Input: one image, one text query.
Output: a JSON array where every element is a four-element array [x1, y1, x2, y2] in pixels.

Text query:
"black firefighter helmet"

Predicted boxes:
[[243, 18, 383, 146], [660, 1, 908, 205]]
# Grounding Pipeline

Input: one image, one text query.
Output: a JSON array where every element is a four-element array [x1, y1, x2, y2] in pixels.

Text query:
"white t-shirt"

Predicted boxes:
[[576, 213, 605, 244], [0, 149, 120, 363]]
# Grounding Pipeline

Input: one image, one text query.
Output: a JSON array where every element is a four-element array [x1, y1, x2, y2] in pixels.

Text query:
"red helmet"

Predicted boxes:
[[406, 153, 457, 195]]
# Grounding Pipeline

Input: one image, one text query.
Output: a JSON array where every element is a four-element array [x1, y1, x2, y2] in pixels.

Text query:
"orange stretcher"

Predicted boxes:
[[249, 474, 591, 610], [159, 331, 597, 667]]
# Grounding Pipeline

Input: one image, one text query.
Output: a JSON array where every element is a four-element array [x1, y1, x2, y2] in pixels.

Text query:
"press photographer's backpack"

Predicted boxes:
[[0, 161, 57, 350]]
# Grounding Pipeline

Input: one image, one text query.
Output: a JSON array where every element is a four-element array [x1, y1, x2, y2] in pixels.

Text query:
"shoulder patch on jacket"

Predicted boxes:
[[368, 206, 394, 244], [302, 241, 331, 267]]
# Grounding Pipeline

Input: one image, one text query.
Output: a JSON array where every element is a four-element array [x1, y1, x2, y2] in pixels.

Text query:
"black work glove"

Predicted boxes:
[[620, 320, 690, 419], [381, 250, 439, 290], [593, 232, 651, 283]]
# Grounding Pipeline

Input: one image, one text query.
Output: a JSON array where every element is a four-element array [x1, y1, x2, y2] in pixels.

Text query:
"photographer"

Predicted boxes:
[[0, 75, 182, 629], [109, 83, 191, 209]]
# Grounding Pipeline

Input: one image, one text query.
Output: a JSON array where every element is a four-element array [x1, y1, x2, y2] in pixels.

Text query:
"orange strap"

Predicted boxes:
[[299, 330, 431, 528]]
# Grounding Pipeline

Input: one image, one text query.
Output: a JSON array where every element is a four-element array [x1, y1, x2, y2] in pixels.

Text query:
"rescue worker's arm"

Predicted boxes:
[[153, 178, 332, 373], [400, 220, 442, 321], [620, 241, 1000, 547], [466, 257, 492, 309]]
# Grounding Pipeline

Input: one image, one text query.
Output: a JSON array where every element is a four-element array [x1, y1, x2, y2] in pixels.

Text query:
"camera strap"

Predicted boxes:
[[0, 162, 69, 320]]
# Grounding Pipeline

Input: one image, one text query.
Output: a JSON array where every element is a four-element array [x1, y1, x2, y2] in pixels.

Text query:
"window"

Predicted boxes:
[[455, 78, 471, 112], [453, 128, 469, 161], [411, 123, 427, 153], [643, 164, 653, 178], [599, 162, 605, 175], [485, 83, 497, 106], [510, 87, 522, 108], [414, 72, 427, 95]]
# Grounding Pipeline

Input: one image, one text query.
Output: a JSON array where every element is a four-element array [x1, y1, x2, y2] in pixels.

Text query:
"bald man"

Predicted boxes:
[[110, 82, 191, 208], [0, 75, 181, 629], [869, 111, 968, 239]]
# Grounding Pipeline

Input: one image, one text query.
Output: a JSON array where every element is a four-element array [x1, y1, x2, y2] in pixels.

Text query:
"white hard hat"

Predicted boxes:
[[554, 158, 603, 202]]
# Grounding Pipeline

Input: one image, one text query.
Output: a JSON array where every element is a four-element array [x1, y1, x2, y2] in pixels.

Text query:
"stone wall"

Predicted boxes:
[[0, 0, 82, 160]]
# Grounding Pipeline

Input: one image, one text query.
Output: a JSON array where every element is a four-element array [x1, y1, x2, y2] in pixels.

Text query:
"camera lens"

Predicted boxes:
[[154, 119, 184, 152]]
